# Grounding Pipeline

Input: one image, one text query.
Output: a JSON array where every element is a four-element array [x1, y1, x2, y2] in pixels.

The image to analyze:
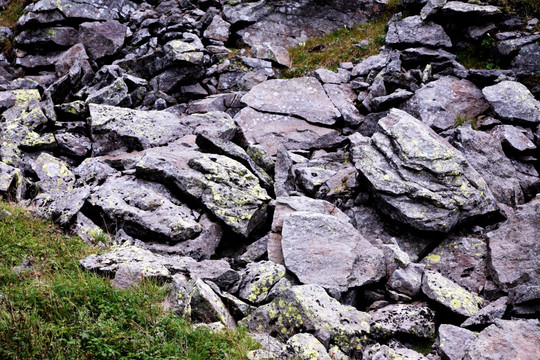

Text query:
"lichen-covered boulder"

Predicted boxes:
[[350, 109, 498, 232], [287, 333, 332, 360], [461, 296, 507, 328], [364, 344, 428, 360], [422, 270, 483, 317], [435, 324, 477, 360], [487, 196, 540, 291], [0, 162, 24, 201], [281, 211, 385, 291], [240, 284, 371, 353], [482, 81, 540, 125], [370, 303, 436, 340], [386, 16, 452, 49], [238, 261, 286, 304], [241, 77, 341, 126], [88, 175, 202, 242]]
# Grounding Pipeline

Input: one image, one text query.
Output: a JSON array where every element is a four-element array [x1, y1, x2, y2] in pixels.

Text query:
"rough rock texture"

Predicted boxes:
[[386, 16, 452, 49], [287, 333, 332, 360], [78, 20, 128, 61], [369, 303, 436, 340], [482, 81, 540, 125], [350, 109, 498, 232], [435, 324, 477, 360]]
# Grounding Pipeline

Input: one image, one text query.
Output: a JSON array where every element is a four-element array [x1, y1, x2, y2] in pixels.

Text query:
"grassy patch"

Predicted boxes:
[[0, 0, 31, 28], [0, 202, 259, 360], [282, 1, 400, 78], [489, 0, 540, 16]]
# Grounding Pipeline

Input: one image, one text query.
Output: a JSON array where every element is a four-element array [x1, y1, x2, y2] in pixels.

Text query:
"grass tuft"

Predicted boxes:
[[0, 201, 259, 360]]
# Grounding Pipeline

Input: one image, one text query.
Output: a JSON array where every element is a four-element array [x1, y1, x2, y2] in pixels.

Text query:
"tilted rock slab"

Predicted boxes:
[[240, 284, 371, 353], [487, 196, 540, 291], [350, 109, 498, 232], [281, 211, 385, 291], [482, 80, 540, 125]]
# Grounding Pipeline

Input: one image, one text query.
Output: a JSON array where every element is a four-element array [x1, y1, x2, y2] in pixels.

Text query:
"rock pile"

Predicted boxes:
[[1, 0, 540, 359]]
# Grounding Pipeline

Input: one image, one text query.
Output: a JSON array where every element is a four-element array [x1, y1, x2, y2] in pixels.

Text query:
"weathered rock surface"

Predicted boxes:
[[435, 324, 477, 360], [350, 109, 498, 232], [482, 81, 540, 125], [79, 20, 128, 61], [370, 303, 436, 340], [287, 333, 332, 360], [386, 16, 452, 49]]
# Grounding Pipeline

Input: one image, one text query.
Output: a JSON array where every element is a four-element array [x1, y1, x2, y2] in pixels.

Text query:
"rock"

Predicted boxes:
[[88, 175, 201, 242], [323, 83, 364, 126], [0, 163, 24, 201], [387, 263, 425, 296], [32, 153, 75, 195], [55, 132, 92, 158], [490, 125, 537, 153], [79, 20, 128, 61], [497, 35, 540, 57], [135, 139, 271, 237], [370, 303, 436, 340], [55, 43, 93, 77], [440, 2, 501, 18], [240, 284, 371, 353], [163, 39, 206, 67], [400, 47, 457, 69], [364, 344, 428, 360], [386, 16, 452, 49], [241, 77, 341, 126], [462, 319, 540, 360], [88, 104, 189, 155], [511, 43, 540, 73], [487, 196, 540, 291], [461, 296, 507, 328], [352, 53, 390, 77], [239, 235, 269, 263], [250, 43, 291, 68], [246, 334, 290, 360], [508, 279, 540, 316], [313, 68, 349, 84], [287, 333, 332, 360], [350, 109, 498, 232], [370, 89, 414, 112], [14, 27, 78, 50], [435, 324, 477, 360], [238, 261, 286, 304], [203, 15, 230, 42], [444, 125, 525, 207], [402, 76, 489, 131], [222, 0, 272, 25], [420, 237, 488, 293], [86, 77, 129, 106], [234, 107, 344, 157], [281, 211, 385, 291], [422, 270, 483, 317], [482, 80, 540, 125]]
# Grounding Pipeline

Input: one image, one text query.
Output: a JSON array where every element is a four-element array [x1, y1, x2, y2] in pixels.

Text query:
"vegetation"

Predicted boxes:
[[0, 201, 259, 360], [282, 0, 401, 78], [0, 0, 31, 28], [489, 0, 540, 16]]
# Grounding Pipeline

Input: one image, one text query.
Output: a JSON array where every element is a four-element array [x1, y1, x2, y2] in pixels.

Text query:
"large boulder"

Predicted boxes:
[[482, 81, 540, 125], [350, 109, 498, 232], [78, 20, 128, 61], [487, 196, 540, 291]]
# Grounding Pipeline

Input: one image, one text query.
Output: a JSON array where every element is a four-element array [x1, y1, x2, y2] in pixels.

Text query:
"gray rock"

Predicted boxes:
[[497, 35, 540, 57], [444, 125, 525, 207], [234, 107, 344, 157], [461, 296, 507, 328], [482, 81, 540, 125], [281, 211, 385, 291], [487, 196, 540, 291], [387, 263, 425, 297], [250, 43, 291, 68], [512, 43, 540, 73], [240, 284, 371, 353], [490, 125, 537, 153], [32, 153, 75, 195], [14, 27, 78, 50], [163, 39, 206, 67], [435, 324, 477, 360], [352, 53, 390, 77], [462, 319, 540, 360], [422, 270, 483, 317], [386, 16, 452, 49], [55, 43, 93, 78], [350, 109, 498, 232], [287, 333, 332, 360], [401, 47, 457, 69], [323, 83, 364, 126], [88, 175, 201, 242], [371, 89, 414, 112], [203, 15, 230, 42], [402, 76, 489, 132], [86, 78, 129, 106], [222, 0, 272, 24], [364, 344, 428, 360], [508, 279, 540, 316], [440, 1, 501, 18], [420, 0, 448, 20], [313, 68, 350, 84], [72, 212, 108, 245], [370, 303, 436, 340], [241, 77, 340, 126], [79, 20, 127, 61], [55, 132, 92, 158], [0, 163, 24, 201], [239, 235, 269, 263], [135, 138, 271, 237], [420, 236, 488, 293], [238, 261, 286, 304]]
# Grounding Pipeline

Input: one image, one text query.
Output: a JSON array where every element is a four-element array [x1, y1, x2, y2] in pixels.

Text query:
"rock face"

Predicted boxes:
[[350, 109, 498, 232], [386, 16, 452, 49], [482, 81, 540, 125]]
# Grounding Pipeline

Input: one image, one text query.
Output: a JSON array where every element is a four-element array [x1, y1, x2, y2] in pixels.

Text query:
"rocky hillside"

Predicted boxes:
[[1, 0, 540, 359]]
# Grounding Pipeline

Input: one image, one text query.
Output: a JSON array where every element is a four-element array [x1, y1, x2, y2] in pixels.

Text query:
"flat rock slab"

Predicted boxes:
[[281, 211, 385, 291], [241, 77, 341, 126], [441, 1, 501, 17], [386, 16, 452, 49], [135, 138, 270, 237], [350, 109, 498, 232], [487, 196, 540, 291], [482, 80, 540, 125], [422, 270, 483, 317], [235, 107, 344, 157], [240, 284, 371, 353], [402, 76, 489, 131], [88, 175, 201, 242], [370, 303, 436, 340], [79, 20, 128, 60]]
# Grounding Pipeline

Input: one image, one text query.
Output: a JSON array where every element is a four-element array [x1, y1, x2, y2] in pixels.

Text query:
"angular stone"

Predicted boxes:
[[364, 344, 428, 360], [350, 109, 498, 232], [491, 125, 537, 153], [222, 0, 272, 24], [86, 78, 129, 106], [14, 27, 78, 50], [55, 132, 92, 158], [482, 80, 540, 125], [313, 68, 350, 84], [387, 263, 425, 297], [241, 77, 340, 126], [444, 125, 525, 207], [422, 270, 483, 317], [497, 35, 540, 57], [487, 196, 540, 291], [88, 175, 201, 242], [19, 0, 133, 23], [420, 237, 488, 293], [370, 303, 436, 340], [203, 15, 230, 42], [238, 261, 286, 304], [32, 153, 75, 195], [287, 333, 332, 360], [402, 76, 489, 132], [163, 39, 206, 67], [281, 211, 385, 291], [462, 319, 540, 360], [512, 43, 540, 73], [386, 16, 452, 49], [0, 163, 24, 201], [508, 279, 540, 316], [352, 53, 390, 77], [435, 324, 477, 360], [235, 107, 344, 157], [240, 284, 371, 353], [250, 43, 291, 68], [323, 83, 364, 126], [371, 89, 414, 112], [440, 2, 501, 18], [461, 296, 507, 328]]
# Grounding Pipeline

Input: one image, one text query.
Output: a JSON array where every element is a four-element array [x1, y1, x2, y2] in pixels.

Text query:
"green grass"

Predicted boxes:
[[0, 201, 259, 360], [0, 0, 31, 28], [282, 0, 401, 78], [488, 0, 540, 16]]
